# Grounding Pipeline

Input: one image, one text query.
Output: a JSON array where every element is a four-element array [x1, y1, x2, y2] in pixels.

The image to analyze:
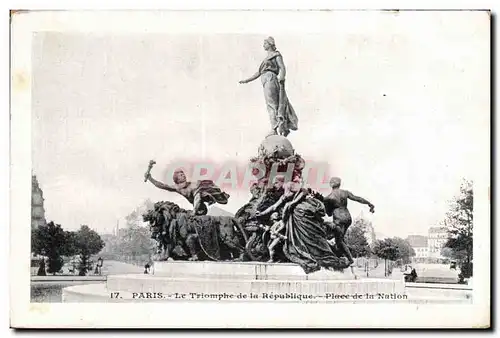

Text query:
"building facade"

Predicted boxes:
[[414, 246, 429, 258], [406, 235, 429, 259], [31, 175, 47, 270], [427, 226, 448, 259], [31, 175, 47, 229]]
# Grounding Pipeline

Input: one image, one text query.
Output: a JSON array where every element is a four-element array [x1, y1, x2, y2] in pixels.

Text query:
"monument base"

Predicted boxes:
[[61, 260, 412, 303], [61, 260, 472, 303], [151, 260, 360, 280]]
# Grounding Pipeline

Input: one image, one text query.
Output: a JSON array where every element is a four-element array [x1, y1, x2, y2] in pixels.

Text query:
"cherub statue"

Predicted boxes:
[[266, 212, 287, 262], [255, 179, 305, 262]]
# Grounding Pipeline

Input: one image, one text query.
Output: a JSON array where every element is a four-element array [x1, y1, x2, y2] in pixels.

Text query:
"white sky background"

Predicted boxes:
[[31, 11, 490, 237]]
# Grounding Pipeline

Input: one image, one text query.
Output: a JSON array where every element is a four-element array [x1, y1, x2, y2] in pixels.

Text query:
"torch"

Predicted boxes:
[[144, 160, 156, 182]]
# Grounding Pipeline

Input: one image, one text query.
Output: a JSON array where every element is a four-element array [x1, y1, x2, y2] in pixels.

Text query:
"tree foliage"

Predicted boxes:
[[391, 237, 416, 264], [70, 225, 105, 276], [352, 216, 375, 243], [99, 200, 156, 263], [440, 247, 455, 259], [372, 238, 400, 261], [372, 237, 415, 264], [345, 220, 371, 258], [120, 225, 155, 258], [443, 179, 473, 277], [31, 221, 75, 275], [125, 199, 155, 228]]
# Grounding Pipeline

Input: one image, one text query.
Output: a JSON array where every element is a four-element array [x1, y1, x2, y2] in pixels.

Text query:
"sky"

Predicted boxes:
[[31, 11, 489, 238]]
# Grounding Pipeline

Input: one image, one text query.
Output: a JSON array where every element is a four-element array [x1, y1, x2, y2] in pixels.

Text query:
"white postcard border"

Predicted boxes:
[[10, 9, 491, 328]]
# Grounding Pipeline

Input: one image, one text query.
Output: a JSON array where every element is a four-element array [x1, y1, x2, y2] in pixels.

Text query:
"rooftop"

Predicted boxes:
[[429, 226, 448, 234], [406, 235, 428, 247]]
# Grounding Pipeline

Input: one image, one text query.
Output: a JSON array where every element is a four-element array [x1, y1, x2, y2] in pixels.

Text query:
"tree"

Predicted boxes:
[[352, 216, 375, 244], [125, 199, 156, 257], [345, 224, 371, 258], [372, 238, 399, 261], [70, 225, 105, 276], [440, 247, 455, 259], [372, 237, 415, 262], [100, 200, 156, 264], [391, 237, 416, 264], [372, 238, 399, 276], [119, 224, 155, 261], [125, 199, 155, 228], [31, 221, 75, 275], [440, 246, 465, 263], [372, 237, 415, 275], [443, 179, 473, 278]]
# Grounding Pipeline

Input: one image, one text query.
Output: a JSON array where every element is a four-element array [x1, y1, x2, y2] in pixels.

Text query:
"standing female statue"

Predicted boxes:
[[239, 37, 298, 137]]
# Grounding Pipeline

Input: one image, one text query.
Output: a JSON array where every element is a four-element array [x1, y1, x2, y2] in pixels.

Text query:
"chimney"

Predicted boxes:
[[114, 220, 119, 236]]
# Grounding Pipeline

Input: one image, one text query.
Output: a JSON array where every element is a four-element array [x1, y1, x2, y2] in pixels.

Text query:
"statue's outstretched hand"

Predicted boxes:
[[368, 204, 375, 213], [239, 80, 248, 84]]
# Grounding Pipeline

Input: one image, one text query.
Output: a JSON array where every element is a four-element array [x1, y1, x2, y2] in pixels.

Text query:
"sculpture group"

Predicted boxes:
[[143, 37, 375, 274]]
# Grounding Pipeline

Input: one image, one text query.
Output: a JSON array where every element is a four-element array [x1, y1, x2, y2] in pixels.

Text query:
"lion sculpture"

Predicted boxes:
[[143, 201, 249, 262]]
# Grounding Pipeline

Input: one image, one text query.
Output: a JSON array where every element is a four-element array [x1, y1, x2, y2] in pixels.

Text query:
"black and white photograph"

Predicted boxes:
[[9, 9, 491, 328]]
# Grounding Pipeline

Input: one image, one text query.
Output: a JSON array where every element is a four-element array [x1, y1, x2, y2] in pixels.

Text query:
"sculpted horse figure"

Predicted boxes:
[[143, 201, 249, 262]]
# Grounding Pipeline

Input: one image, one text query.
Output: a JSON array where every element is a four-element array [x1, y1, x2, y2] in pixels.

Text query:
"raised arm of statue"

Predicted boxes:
[[147, 175, 177, 192], [347, 191, 375, 213], [276, 55, 286, 82], [287, 191, 305, 209], [257, 194, 287, 217]]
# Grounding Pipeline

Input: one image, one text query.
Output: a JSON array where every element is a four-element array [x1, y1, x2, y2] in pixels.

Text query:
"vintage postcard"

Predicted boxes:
[[10, 9, 490, 328]]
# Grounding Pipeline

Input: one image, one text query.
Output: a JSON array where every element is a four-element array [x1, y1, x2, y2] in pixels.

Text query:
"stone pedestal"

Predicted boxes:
[[62, 261, 409, 303], [152, 260, 357, 280]]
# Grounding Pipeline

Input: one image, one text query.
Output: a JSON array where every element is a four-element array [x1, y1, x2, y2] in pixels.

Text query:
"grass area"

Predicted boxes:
[[31, 284, 63, 303]]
